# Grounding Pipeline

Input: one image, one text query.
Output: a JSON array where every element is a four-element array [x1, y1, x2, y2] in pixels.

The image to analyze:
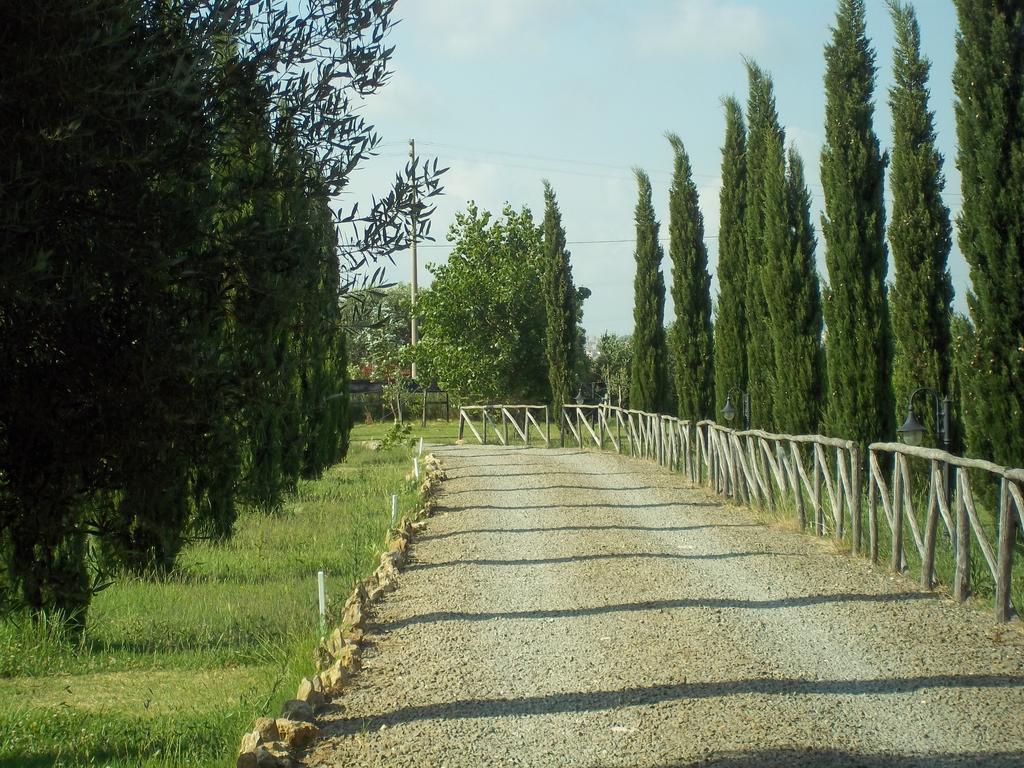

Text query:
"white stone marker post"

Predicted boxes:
[[317, 570, 327, 631]]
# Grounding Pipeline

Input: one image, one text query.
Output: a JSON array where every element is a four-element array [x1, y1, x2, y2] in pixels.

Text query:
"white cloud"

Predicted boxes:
[[634, 0, 766, 57], [405, 0, 561, 58], [359, 69, 438, 123]]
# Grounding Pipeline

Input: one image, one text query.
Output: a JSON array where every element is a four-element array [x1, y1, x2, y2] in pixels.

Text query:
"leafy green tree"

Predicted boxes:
[[541, 181, 578, 410], [821, 0, 893, 445], [762, 142, 825, 434], [595, 333, 633, 407], [417, 203, 548, 403], [345, 284, 413, 378], [887, 0, 953, 441], [0, 0, 218, 609], [666, 134, 714, 422], [714, 97, 748, 417], [743, 63, 782, 428], [952, 0, 1024, 467], [629, 170, 670, 413]]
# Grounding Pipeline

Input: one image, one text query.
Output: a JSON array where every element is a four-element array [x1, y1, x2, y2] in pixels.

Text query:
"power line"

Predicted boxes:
[[416, 235, 719, 250], [374, 138, 965, 203], [378, 138, 966, 201], [419, 140, 689, 179]]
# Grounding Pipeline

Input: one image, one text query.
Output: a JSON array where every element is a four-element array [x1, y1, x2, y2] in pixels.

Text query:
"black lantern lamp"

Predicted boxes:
[[896, 387, 951, 451], [896, 405, 927, 447], [722, 388, 750, 430]]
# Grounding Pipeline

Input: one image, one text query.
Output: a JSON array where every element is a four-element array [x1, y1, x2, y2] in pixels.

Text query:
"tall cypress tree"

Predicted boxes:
[[629, 169, 670, 413], [744, 62, 782, 429], [714, 97, 748, 417], [953, 0, 1024, 468], [666, 134, 714, 422], [541, 181, 577, 410], [821, 0, 893, 445], [763, 142, 825, 434], [888, 0, 953, 441]]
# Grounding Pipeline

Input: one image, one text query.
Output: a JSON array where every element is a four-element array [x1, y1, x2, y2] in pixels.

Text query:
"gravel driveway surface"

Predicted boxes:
[[308, 444, 1024, 767]]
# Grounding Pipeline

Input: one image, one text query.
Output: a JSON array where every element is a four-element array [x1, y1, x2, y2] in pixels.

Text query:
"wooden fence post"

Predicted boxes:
[[954, 468, 970, 601], [812, 447, 822, 536], [850, 443, 862, 555], [868, 454, 878, 563], [892, 455, 904, 573], [921, 459, 940, 589], [835, 448, 845, 540], [995, 477, 1015, 621]]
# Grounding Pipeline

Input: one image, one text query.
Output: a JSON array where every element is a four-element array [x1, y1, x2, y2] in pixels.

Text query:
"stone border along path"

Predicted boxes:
[[305, 444, 1024, 768]]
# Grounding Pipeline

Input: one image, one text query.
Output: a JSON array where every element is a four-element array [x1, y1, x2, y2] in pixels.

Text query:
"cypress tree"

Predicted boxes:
[[714, 97, 748, 417], [821, 0, 893, 445], [541, 181, 578, 410], [888, 0, 953, 441], [762, 143, 825, 434], [952, 0, 1024, 467], [629, 169, 670, 413], [666, 134, 714, 422], [744, 62, 783, 428]]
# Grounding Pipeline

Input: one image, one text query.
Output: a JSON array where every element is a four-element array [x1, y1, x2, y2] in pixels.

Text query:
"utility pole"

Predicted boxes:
[[409, 138, 418, 381]]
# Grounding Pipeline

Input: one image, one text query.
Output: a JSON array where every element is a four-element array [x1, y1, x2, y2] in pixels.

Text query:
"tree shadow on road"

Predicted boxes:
[[435, 449, 591, 458], [380, 592, 935, 631], [453, 501, 723, 512], [320, 673, 1024, 737], [627, 749, 1024, 767], [420, 522, 755, 542], [441, 485, 677, 494], [445, 465, 641, 475], [408, 550, 796, 571]]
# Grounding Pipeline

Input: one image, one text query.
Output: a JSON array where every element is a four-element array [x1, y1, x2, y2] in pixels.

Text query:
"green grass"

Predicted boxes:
[[0, 431, 424, 768], [353, 416, 462, 445]]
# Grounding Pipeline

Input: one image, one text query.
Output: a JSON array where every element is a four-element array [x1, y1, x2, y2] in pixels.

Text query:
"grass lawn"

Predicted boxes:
[[0, 428, 426, 768], [352, 416, 463, 445]]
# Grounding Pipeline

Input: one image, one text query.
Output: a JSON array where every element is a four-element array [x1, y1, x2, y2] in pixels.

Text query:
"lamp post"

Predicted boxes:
[[896, 387, 951, 451], [722, 387, 750, 430], [897, 386, 953, 509]]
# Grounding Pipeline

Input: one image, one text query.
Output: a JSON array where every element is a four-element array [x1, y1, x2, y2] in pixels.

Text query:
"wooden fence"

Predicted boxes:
[[866, 442, 1023, 622], [458, 405, 550, 447], [559, 405, 695, 478]]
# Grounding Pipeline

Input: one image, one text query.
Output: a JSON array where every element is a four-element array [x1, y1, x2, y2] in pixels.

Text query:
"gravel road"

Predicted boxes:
[[307, 444, 1024, 767]]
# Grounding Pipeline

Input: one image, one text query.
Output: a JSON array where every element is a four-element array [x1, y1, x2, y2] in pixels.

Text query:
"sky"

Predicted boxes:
[[341, 0, 965, 340]]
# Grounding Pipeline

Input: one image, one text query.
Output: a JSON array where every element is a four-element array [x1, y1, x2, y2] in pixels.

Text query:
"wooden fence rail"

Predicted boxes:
[[458, 405, 550, 447], [459, 403, 1022, 622]]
